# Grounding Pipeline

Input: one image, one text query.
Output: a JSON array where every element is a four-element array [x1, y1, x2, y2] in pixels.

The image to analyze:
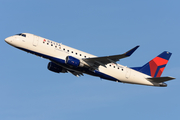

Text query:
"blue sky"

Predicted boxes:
[[1, 0, 180, 119]]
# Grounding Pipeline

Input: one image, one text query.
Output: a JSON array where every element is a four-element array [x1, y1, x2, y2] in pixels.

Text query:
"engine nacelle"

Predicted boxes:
[[47, 62, 66, 73], [66, 56, 84, 67]]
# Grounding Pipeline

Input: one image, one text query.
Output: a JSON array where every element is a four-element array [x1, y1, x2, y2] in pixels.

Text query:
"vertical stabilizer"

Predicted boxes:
[[131, 51, 172, 77]]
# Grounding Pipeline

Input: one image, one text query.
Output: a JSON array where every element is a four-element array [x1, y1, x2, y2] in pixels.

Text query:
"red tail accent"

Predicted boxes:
[[131, 51, 172, 77], [156, 67, 165, 77], [149, 57, 168, 77]]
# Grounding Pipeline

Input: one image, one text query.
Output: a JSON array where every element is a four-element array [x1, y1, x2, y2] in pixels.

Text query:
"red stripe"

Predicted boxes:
[[149, 60, 157, 77], [153, 57, 168, 66], [156, 67, 165, 77], [149, 57, 168, 77]]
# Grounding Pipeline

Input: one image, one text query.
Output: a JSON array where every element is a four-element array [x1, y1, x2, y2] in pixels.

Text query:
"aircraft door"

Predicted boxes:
[[125, 67, 131, 79], [33, 36, 39, 46]]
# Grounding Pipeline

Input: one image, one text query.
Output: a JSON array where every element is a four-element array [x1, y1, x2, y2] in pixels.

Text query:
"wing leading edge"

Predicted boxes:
[[83, 45, 139, 68]]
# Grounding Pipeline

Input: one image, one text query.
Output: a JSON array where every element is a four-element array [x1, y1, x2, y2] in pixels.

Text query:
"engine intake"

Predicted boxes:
[[47, 62, 66, 73], [66, 56, 84, 67]]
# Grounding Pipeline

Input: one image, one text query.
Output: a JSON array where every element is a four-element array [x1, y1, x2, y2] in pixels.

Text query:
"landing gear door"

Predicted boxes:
[[33, 36, 39, 46]]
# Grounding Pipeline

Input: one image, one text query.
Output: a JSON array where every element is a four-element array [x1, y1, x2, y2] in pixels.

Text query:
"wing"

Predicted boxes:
[[83, 45, 139, 68]]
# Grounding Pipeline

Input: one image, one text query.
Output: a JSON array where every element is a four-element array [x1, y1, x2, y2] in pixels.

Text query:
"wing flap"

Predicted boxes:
[[146, 76, 175, 83], [68, 70, 84, 77]]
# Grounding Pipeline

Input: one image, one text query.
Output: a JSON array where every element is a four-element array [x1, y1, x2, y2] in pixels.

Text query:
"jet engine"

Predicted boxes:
[[66, 56, 85, 67], [47, 62, 66, 73]]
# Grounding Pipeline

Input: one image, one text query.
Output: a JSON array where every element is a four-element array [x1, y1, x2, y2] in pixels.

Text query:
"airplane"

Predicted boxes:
[[5, 33, 175, 87]]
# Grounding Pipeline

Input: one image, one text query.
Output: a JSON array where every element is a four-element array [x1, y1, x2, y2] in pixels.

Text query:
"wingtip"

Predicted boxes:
[[135, 45, 140, 49], [168, 76, 176, 80], [125, 45, 139, 56]]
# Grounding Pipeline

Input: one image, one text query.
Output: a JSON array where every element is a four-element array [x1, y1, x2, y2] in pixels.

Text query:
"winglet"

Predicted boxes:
[[125, 45, 139, 56]]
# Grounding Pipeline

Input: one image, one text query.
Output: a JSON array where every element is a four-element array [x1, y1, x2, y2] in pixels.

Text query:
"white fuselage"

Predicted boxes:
[[5, 33, 156, 86]]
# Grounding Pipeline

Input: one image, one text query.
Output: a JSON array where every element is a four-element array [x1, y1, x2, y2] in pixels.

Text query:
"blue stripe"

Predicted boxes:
[[131, 63, 151, 76], [131, 67, 142, 71], [94, 70, 120, 82], [154, 64, 166, 77], [139, 63, 151, 76], [158, 51, 172, 60], [16, 47, 119, 82]]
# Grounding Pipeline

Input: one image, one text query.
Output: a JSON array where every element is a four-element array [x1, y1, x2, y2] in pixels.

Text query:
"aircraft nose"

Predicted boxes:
[[5, 36, 13, 44]]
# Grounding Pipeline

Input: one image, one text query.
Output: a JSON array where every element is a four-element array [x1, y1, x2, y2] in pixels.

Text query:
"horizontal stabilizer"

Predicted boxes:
[[146, 76, 175, 83]]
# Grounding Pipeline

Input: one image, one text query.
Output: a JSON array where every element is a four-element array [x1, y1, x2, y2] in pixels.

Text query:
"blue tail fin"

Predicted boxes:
[[131, 51, 172, 77]]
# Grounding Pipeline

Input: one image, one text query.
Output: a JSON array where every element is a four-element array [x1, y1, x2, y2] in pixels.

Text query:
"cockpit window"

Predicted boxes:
[[22, 34, 26, 37], [16, 33, 26, 37]]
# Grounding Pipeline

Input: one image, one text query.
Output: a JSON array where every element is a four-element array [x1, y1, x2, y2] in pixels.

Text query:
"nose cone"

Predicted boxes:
[[5, 36, 13, 44]]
